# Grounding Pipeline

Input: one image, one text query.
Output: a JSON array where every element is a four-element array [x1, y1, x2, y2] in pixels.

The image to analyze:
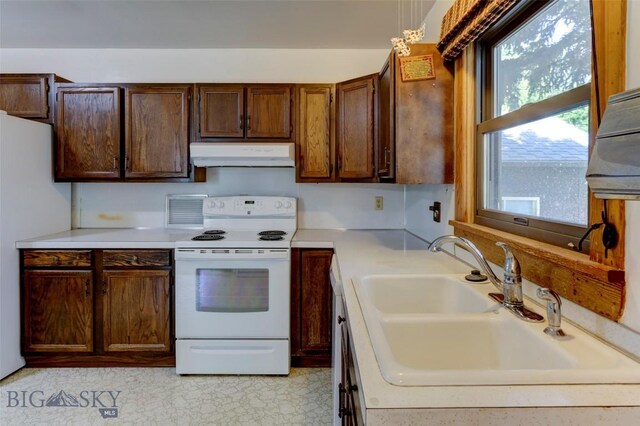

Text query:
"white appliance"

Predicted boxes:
[[175, 195, 296, 375], [0, 112, 71, 380], [190, 142, 295, 167]]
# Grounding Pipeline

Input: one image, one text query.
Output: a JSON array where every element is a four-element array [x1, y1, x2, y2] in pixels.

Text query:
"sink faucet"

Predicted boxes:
[[428, 235, 543, 322]]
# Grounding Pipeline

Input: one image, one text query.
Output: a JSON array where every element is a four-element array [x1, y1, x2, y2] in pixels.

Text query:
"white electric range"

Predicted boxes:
[[174, 196, 296, 375]]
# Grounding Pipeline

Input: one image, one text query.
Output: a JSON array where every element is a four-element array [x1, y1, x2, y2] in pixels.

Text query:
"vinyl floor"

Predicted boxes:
[[0, 367, 332, 425]]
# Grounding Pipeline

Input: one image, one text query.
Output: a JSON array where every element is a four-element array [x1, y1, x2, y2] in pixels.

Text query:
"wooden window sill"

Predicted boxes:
[[450, 220, 625, 321]]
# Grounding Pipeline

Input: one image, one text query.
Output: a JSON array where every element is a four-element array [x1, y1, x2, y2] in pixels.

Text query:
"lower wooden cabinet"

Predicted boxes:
[[23, 270, 93, 353], [338, 307, 363, 425], [21, 249, 174, 367], [102, 270, 171, 352], [291, 248, 334, 367]]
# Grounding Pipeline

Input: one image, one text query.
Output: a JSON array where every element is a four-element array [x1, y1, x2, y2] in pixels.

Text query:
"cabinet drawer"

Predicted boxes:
[[23, 250, 92, 267], [103, 250, 171, 267]]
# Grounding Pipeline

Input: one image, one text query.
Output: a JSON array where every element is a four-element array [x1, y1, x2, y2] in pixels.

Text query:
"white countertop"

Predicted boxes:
[[294, 229, 640, 412], [15, 228, 195, 249], [15, 227, 640, 412]]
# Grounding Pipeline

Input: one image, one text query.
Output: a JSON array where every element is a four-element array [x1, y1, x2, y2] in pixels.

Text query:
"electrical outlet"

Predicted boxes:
[[375, 196, 384, 210]]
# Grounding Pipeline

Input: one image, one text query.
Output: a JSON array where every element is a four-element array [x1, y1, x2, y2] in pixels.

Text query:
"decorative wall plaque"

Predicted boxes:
[[399, 54, 436, 82]]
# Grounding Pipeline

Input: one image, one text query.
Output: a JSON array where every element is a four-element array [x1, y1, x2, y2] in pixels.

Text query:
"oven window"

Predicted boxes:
[[196, 269, 269, 312]]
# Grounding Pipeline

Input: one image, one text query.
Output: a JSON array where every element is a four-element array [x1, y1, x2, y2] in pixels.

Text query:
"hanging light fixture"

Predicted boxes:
[[391, 0, 426, 57]]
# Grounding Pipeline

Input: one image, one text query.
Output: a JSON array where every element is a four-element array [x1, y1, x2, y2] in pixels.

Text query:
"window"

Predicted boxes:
[[476, 0, 592, 248], [501, 197, 540, 216]]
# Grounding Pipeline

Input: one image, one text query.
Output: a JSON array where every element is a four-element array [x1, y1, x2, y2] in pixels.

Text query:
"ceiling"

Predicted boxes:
[[0, 0, 435, 49]]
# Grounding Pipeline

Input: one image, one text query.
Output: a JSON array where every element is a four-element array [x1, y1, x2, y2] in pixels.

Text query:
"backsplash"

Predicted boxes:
[[73, 167, 405, 229]]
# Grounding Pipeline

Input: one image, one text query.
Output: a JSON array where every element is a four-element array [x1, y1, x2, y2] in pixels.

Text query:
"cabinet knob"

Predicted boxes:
[[113, 157, 119, 170], [338, 316, 345, 324], [239, 114, 244, 130], [246, 115, 251, 131], [85, 279, 90, 296]]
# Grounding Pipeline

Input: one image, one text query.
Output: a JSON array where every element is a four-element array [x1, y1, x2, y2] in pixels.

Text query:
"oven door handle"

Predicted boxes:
[[175, 249, 289, 260]]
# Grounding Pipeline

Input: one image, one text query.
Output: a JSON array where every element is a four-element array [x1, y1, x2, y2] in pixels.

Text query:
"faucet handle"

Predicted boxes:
[[495, 242, 521, 276], [537, 288, 566, 337]]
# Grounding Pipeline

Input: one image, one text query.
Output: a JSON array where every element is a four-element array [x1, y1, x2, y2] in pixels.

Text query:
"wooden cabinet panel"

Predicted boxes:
[[23, 250, 92, 268], [377, 57, 394, 179], [103, 250, 171, 267], [23, 270, 93, 352], [55, 86, 121, 180], [246, 85, 292, 138], [336, 75, 376, 180], [291, 248, 333, 367], [296, 85, 335, 181], [379, 44, 454, 184], [125, 86, 190, 179], [300, 250, 333, 352], [198, 85, 244, 138], [0, 75, 48, 119], [102, 270, 171, 352]]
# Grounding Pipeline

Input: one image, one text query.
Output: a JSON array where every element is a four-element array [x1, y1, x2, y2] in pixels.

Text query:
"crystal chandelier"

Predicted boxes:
[[391, 0, 426, 57]]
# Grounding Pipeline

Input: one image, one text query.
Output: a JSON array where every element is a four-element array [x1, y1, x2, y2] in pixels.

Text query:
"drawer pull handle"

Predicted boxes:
[[337, 316, 345, 324]]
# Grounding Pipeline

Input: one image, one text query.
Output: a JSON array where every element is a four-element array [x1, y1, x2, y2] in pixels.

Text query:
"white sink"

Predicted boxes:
[[359, 274, 494, 314], [353, 274, 640, 386]]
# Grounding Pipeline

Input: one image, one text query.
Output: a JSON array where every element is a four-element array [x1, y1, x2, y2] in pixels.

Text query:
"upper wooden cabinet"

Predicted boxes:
[[196, 84, 293, 141], [378, 44, 454, 184], [125, 85, 190, 179], [55, 83, 198, 182], [296, 84, 335, 182], [336, 74, 377, 181], [0, 73, 70, 123], [56, 86, 121, 180], [198, 85, 244, 138]]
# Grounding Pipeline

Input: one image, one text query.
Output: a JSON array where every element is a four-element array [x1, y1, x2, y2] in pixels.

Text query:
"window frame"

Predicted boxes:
[[475, 0, 592, 251]]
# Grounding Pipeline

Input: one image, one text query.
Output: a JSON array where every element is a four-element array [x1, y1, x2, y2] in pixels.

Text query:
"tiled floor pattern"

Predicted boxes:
[[0, 367, 332, 425]]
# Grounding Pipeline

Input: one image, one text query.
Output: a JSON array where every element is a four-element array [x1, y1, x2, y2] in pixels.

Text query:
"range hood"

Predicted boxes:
[[586, 87, 640, 200], [190, 143, 295, 167]]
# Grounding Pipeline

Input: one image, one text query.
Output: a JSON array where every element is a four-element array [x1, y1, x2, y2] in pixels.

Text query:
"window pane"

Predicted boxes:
[[493, 0, 592, 116], [483, 104, 589, 226]]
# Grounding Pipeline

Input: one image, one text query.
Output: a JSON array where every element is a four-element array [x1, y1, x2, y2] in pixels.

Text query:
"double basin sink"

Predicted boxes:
[[353, 274, 640, 386]]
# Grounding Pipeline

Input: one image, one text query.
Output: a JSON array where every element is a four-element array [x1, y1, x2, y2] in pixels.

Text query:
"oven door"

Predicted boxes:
[[175, 248, 290, 339]]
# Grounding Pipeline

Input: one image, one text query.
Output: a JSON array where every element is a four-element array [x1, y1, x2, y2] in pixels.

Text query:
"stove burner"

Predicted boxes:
[[259, 235, 284, 241], [204, 230, 226, 235], [192, 234, 225, 241], [258, 230, 287, 236]]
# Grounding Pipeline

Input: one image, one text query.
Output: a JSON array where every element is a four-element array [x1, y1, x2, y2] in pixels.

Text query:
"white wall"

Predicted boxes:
[[0, 48, 389, 83], [74, 168, 405, 229], [0, 47, 404, 230]]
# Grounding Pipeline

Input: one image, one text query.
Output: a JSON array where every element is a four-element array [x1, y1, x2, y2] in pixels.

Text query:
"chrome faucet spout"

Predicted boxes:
[[428, 235, 502, 291], [428, 235, 544, 323]]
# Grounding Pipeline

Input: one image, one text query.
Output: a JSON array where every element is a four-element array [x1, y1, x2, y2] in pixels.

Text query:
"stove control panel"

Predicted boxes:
[[203, 196, 296, 217]]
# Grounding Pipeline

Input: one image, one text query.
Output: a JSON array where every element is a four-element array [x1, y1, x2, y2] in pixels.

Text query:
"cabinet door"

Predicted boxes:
[[377, 55, 395, 179], [246, 85, 292, 138], [23, 270, 93, 352], [336, 75, 376, 179], [0, 75, 49, 119], [296, 85, 335, 181], [56, 86, 121, 180], [291, 249, 333, 367], [102, 270, 171, 352], [300, 250, 333, 353], [198, 85, 244, 138], [125, 86, 190, 178]]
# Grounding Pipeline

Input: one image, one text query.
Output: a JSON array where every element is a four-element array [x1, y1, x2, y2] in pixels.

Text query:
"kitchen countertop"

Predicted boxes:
[[294, 229, 640, 421], [15, 227, 640, 419], [15, 228, 196, 249]]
